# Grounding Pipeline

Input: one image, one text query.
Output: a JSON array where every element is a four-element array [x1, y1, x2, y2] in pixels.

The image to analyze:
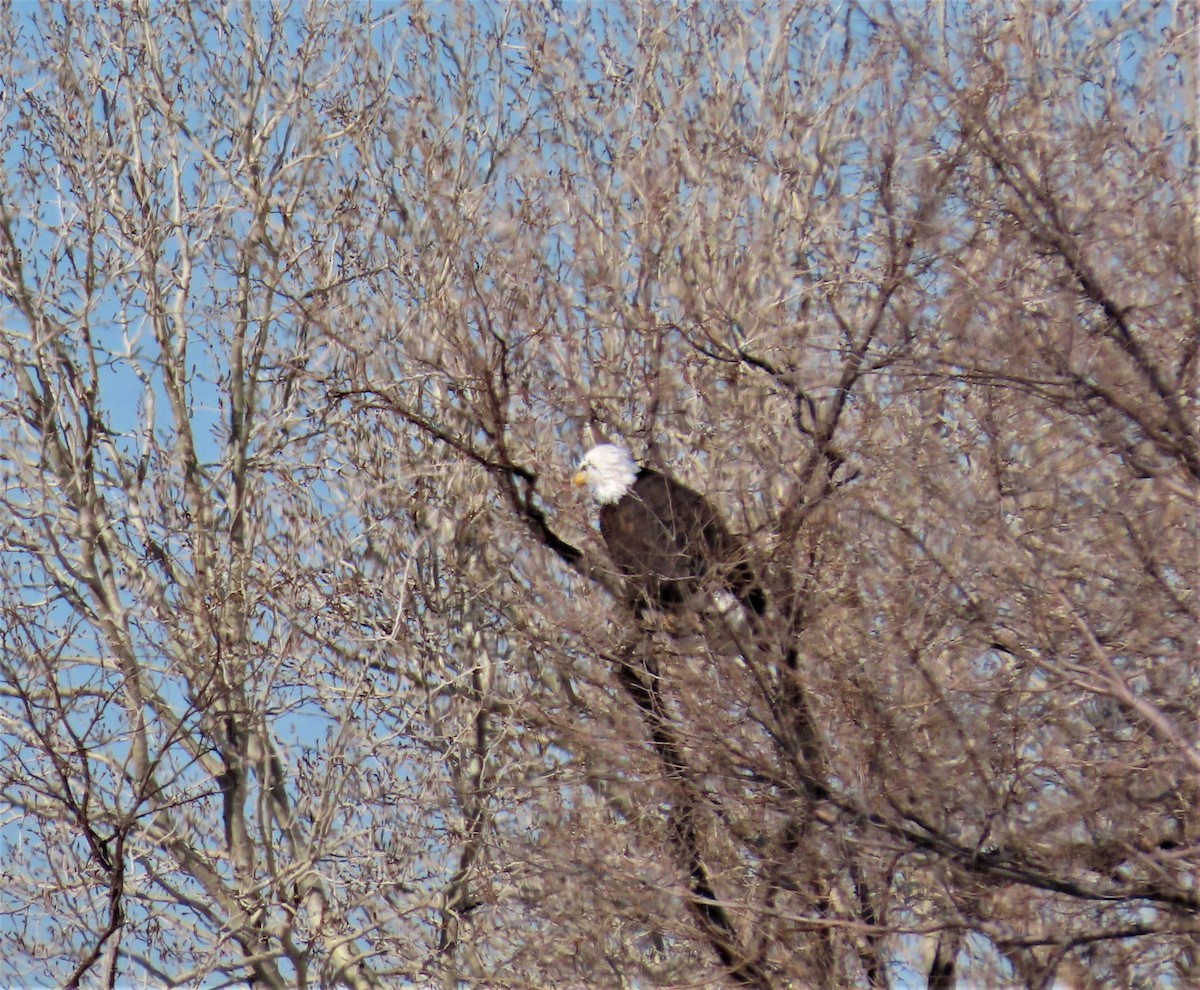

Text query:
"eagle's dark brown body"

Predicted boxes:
[[599, 468, 765, 617]]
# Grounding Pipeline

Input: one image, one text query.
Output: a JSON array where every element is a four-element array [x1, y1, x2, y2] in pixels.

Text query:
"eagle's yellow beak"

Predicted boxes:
[[571, 471, 588, 487]]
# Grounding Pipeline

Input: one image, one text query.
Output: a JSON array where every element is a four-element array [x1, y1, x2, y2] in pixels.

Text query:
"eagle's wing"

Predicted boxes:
[[684, 478, 766, 615], [600, 470, 764, 614]]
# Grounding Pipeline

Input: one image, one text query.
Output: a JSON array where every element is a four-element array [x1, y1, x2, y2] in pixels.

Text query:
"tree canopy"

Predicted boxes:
[[0, 2, 1196, 988]]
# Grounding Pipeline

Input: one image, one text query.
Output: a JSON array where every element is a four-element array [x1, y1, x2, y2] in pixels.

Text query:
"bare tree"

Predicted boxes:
[[0, 2, 1195, 988]]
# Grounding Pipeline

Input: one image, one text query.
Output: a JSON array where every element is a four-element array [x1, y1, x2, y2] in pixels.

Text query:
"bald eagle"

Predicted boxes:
[[573, 444, 766, 618]]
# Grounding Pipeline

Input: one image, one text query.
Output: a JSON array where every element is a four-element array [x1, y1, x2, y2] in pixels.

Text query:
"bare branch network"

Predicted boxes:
[[0, 3, 1195, 989]]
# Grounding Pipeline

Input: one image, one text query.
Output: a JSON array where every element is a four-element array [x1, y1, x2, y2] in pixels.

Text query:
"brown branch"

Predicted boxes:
[[615, 646, 775, 989], [333, 387, 586, 571], [64, 832, 126, 990]]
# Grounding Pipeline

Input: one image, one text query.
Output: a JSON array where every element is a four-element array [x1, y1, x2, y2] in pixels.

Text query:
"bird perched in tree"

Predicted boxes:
[[573, 443, 766, 618]]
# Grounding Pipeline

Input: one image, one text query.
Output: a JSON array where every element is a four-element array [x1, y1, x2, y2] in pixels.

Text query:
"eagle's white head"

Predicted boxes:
[[573, 443, 638, 505]]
